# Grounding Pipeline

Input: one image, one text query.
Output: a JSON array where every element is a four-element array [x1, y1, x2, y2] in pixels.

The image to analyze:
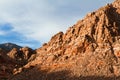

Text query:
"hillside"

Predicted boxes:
[[0, 43, 22, 51], [1, 0, 120, 80]]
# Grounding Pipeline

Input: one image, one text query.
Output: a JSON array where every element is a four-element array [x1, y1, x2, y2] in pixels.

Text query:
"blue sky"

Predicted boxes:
[[0, 0, 113, 49]]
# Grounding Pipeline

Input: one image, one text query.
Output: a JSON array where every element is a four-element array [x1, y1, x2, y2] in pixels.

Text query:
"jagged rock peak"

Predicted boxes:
[[4, 1, 120, 80], [68, 2, 120, 43], [112, 0, 120, 11]]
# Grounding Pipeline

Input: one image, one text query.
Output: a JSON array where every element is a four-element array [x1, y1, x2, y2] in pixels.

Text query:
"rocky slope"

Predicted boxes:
[[1, 0, 120, 80], [0, 44, 35, 79]]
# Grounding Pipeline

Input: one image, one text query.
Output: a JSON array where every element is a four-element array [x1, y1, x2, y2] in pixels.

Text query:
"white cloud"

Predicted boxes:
[[0, 0, 71, 43], [0, 0, 113, 44], [0, 30, 6, 35]]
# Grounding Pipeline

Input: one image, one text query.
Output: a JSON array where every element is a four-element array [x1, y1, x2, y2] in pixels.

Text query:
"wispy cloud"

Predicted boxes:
[[0, 0, 68, 43], [0, 0, 113, 48], [0, 24, 40, 48]]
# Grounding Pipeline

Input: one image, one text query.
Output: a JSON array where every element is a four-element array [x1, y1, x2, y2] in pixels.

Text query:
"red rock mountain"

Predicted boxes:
[[1, 0, 120, 80], [0, 45, 35, 79]]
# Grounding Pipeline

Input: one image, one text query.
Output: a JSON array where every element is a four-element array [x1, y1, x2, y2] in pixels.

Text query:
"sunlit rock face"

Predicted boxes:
[[1, 0, 120, 80]]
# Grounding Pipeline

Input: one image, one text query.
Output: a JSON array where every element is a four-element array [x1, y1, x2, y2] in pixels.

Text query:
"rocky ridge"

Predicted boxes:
[[1, 0, 120, 80]]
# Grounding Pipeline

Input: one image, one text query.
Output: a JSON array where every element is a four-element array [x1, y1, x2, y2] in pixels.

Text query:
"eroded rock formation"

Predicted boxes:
[[1, 0, 120, 80]]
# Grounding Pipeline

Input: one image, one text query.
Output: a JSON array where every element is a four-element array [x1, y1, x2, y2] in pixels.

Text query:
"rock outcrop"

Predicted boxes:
[[1, 0, 120, 80], [0, 46, 35, 79]]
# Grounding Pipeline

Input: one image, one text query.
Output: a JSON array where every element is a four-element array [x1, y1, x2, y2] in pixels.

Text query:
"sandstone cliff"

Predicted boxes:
[[1, 0, 120, 80]]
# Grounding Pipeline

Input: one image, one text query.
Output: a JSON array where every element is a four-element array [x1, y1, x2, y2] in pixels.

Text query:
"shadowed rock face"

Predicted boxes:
[[0, 46, 35, 79], [1, 0, 120, 80]]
